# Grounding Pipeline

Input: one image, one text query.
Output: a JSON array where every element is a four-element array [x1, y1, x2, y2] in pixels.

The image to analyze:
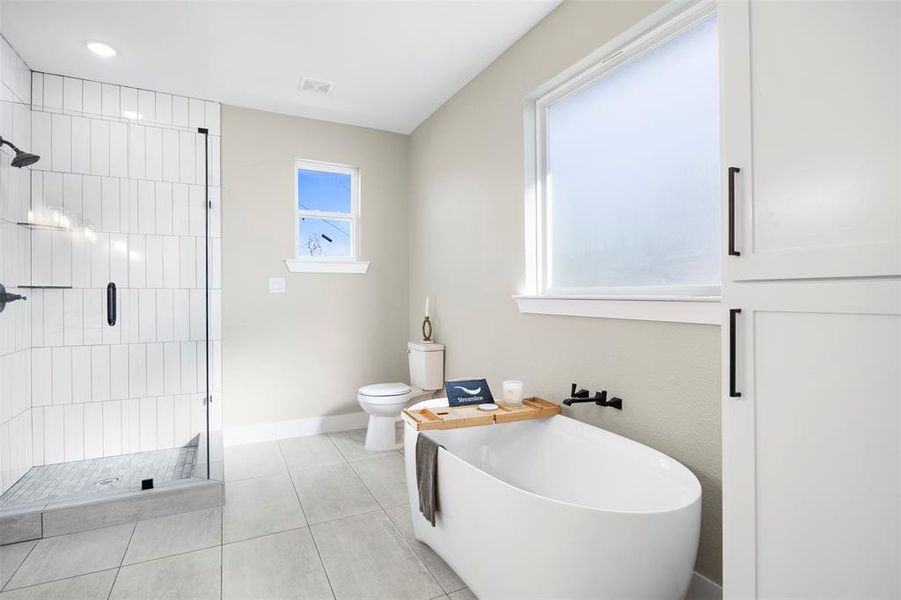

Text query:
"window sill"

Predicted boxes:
[[513, 295, 720, 325], [285, 259, 370, 274]]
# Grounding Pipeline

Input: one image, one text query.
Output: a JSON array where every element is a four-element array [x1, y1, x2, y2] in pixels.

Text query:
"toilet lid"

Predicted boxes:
[[359, 383, 412, 397]]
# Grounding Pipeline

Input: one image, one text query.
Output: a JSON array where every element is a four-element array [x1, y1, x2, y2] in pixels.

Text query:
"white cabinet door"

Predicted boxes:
[[720, 0, 901, 281], [722, 280, 901, 598]]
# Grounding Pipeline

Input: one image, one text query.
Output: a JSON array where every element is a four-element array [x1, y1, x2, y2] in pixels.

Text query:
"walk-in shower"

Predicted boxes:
[[0, 60, 223, 542]]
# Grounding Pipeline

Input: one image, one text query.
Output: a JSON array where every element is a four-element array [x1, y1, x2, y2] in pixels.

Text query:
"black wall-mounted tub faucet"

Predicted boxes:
[[563, 383, 595, 406], [562, 383, 623, 410]]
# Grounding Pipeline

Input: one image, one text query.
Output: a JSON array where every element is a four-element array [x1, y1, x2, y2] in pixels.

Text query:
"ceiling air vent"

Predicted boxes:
[[299, 77, 334, 95]]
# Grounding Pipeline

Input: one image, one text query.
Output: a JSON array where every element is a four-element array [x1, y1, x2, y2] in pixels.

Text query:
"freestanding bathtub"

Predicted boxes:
[[403, 399, 701, 600]]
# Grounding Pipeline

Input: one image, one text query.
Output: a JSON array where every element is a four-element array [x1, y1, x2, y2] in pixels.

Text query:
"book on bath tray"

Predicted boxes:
[[445, 378, 494, 407]]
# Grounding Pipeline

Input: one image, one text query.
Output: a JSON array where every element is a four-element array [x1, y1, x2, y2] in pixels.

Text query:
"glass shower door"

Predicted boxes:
[[122, 125, 217, 492]]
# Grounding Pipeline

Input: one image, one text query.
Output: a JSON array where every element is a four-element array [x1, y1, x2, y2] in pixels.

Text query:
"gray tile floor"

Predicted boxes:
[[0, 445, 199, 512], [0, 429, 474, 600]]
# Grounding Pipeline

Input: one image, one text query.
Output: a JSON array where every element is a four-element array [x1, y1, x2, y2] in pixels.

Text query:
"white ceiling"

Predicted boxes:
[[1, 1, 559, 133]]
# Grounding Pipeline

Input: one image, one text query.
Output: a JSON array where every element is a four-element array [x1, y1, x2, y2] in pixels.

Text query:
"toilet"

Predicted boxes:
[[357, 341, 445, 451]]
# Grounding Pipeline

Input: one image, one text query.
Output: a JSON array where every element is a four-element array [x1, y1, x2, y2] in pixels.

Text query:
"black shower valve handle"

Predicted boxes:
[[1, 291, 25, 302], [0, 284, 26, 314]]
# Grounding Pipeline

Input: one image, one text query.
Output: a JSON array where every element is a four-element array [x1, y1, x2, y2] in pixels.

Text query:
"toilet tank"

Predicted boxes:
[[408, 342, 445, 391]]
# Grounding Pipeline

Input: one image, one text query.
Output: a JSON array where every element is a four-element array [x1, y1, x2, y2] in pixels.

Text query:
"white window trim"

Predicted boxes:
[[520, 0, 719, 324], [514, 295, 720, 325], [285, 159, 370, 274], [286, 260, 370, 274]]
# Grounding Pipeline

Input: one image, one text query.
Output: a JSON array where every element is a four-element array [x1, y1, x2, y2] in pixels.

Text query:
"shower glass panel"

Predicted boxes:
[[111, 131, 218, 499]]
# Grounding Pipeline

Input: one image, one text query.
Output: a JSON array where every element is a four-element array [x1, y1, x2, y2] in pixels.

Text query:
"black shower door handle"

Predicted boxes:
[[729, 308, 741, 398], [107, 282, 117, 326], [728, 167, 741, 256]]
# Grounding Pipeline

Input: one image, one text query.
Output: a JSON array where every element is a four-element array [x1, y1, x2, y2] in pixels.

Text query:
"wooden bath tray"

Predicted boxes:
[[402, 397, 561, 431]]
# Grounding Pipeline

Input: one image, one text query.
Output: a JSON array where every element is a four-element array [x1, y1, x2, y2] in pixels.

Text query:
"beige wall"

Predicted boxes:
[[222, 105, 409, 427], [407, 0, 722, 583], [221, 0, 723, 582]]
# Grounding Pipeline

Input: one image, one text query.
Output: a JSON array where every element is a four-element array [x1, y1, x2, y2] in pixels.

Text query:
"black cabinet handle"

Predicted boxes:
[[728, 167, 741, 256], [107, 282, 117, 326], [729, 308, 741, 398]]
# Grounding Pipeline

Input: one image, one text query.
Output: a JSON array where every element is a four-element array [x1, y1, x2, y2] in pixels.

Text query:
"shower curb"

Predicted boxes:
[[0, 479, 223, 545]]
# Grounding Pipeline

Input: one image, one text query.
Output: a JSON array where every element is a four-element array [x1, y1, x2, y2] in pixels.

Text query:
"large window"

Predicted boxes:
[[522, 4, 719, 322], [287, 159, 369, 273]]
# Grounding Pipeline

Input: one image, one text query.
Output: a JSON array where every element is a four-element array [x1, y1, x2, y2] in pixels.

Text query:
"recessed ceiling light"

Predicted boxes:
[[86, 42, 117, 58]]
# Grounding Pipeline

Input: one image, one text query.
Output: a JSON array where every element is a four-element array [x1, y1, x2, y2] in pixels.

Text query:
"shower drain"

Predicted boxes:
[[95, 477, 120, 486]]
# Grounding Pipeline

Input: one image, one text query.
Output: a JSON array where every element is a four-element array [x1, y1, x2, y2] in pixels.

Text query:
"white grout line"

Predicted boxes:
[[0, 538, 39, 593], [319, 433, 445, 594], [105, 520, 137, 600], [381, 505, 444, 593], [276, 438, 338, 600], [218, 499, 223, 600], [1, 567, 118, 597]]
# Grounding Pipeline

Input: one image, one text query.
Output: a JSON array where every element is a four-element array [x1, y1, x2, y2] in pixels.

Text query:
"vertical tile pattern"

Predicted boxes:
[[9, 68, 223, 494], [0, 51, 223, 499]]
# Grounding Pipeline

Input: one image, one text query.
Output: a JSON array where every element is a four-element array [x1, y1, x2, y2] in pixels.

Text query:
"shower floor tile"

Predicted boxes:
[[0, 445, 199, 512]]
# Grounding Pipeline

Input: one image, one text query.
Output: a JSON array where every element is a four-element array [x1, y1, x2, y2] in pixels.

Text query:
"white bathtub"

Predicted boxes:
[[403, 399, 701, 600]]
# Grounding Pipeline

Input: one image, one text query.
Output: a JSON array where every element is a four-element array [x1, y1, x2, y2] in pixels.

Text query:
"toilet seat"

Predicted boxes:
[[359, 383, 411, 398]]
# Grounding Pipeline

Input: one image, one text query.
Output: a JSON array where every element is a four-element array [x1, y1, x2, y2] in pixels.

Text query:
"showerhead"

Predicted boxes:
[[11, 151, 39, 168], [0, 136, 40, 168]]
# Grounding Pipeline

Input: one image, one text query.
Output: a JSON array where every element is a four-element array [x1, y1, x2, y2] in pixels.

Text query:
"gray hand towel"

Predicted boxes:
[[415, 433, 444, 527]]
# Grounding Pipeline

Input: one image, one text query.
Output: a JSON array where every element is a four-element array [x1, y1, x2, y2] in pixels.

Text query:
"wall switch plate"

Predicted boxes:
[[269, 277, 286, 294]]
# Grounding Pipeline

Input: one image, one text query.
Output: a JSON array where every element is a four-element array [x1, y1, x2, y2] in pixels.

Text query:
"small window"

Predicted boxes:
[[288, 160, 368, 273], [522, 4, 719, 322]]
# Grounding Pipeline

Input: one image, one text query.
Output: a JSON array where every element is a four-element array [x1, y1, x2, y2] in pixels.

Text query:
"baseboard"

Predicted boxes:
[[686, 571, 723, 600], [223, 411, 369, 446]]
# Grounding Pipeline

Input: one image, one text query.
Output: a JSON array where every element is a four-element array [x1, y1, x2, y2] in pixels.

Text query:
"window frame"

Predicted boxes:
[[519, 0, 719, 324], [286, 159, 369, 274]]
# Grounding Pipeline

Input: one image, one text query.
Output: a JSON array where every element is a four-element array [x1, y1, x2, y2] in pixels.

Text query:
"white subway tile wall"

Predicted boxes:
[[26, 69, 222, 471], [0, 35, 34, 495]]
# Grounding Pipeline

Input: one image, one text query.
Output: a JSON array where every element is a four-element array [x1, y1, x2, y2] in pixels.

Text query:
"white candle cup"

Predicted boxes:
[[502, 380, 524, 406]]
